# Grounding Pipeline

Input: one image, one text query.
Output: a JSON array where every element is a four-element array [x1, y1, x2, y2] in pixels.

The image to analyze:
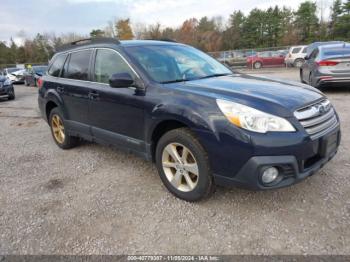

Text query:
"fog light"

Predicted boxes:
[[261, 167, 279, 184]]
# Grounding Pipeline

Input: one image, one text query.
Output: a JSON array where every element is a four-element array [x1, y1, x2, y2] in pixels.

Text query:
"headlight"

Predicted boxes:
[[216, 99, 295, 133], [3, 79, 11, 86]]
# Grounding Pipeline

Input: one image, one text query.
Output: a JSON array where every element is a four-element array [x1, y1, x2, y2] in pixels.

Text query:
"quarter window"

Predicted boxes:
[[63, 50, 92, 81], [94, 49, 134, 84], [48, 54, 67, 77]]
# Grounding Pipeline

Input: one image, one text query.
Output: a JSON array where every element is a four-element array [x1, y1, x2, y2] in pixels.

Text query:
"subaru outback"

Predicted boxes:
[[38, 38, 341, 201]]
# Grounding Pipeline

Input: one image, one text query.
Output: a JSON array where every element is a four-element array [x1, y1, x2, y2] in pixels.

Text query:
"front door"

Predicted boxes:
[[88, 48, 146, 153]]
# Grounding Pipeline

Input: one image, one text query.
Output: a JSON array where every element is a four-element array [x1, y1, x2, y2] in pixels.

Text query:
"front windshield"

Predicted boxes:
[[124, 45, 232, 83], [7, 68, 18, 74]]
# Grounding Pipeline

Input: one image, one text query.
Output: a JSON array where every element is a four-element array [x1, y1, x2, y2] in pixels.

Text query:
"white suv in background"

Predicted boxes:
[[285, 45, 307, 68]]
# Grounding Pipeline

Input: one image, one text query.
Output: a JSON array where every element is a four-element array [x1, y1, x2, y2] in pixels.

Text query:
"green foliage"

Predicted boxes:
[[294, 1, 319, 43], [90, 29, 105, 38]]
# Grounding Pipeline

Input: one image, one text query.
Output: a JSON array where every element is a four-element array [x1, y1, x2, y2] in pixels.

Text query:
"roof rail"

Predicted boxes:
[[56, 37, 120, 52], [145, 38, 177, 43]]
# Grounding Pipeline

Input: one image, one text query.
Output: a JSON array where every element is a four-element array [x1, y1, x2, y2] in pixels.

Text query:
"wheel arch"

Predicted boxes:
[[149, 119, 190, 162], [44, 90, 65, 121]]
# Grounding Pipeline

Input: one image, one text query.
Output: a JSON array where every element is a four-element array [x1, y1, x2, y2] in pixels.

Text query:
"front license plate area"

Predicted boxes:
[[319, 131, 338, 157]]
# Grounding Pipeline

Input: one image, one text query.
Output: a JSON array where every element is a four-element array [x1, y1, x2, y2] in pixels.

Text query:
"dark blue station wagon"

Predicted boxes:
[[38, 38, 341, 201]]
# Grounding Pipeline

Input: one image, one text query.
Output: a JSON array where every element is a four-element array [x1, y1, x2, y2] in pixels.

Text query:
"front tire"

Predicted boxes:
[[7, 89, 15, 100], [49, 107, 78, 149], [253, 61, 262, 69], [155, 128, 214, 202]]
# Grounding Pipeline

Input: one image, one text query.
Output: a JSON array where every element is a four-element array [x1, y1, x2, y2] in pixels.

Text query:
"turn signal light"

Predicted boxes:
[[317, 60, 339, 66]]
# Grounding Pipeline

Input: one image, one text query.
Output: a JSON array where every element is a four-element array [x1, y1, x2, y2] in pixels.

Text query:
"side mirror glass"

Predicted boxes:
[[109, 72, 134, 88]]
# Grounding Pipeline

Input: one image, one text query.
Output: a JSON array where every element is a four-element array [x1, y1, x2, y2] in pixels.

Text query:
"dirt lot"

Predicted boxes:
[[0, 68, 349, 255]]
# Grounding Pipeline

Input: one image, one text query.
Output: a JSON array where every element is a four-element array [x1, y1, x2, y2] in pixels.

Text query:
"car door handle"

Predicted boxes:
[[88, 91, 99, 100], [57, 86, 64, 93]]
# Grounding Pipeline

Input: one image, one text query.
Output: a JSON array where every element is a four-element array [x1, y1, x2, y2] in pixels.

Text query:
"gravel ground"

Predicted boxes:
[[0, 69, 349, 255]]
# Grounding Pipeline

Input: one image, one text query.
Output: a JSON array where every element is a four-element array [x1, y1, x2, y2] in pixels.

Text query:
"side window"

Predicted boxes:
[[94, 49, 134, 84], [292, 48, 301, 54], [310, 49, 319, 60], [63, 50, 92, 81], [302, 47, 307, 53], [48, 54, 67, 77]]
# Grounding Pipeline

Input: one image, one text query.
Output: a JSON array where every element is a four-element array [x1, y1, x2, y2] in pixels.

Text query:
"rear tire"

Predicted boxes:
[[253, 61, 262, 69], [49, 107, 78, 149], [155, 128, 214, 202]]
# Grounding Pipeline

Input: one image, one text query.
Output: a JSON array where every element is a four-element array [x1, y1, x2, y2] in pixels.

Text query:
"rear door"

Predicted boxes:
[[303, 48, 319, 82], [88, 48, 146, 153], [58, 49, 93, 136]]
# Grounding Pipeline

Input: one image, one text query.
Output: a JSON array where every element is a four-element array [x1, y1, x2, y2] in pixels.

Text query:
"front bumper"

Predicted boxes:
[[0, 85, 13, 97], [212, 125, 341, 190]]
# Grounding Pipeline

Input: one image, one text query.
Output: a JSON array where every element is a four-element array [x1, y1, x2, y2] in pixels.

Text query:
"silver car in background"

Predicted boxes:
[[300, 43, 350, 89]]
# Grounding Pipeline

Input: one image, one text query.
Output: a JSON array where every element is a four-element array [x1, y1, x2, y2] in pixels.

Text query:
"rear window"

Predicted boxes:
[[292, 48, 302, 54], [323, 48, 350, 57], [63, 50, 92, 81], [48, 54, 67, 77]]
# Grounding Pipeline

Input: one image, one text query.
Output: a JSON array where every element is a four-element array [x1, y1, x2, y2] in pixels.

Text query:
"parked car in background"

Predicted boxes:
[[285, 45, 307, 67], [0, 75, 15, 100], [247, 51, 286, 69], [24, 65, 48, 86], [300, 43, 350, 89], [39, 38, 340, 201], [306, 41, 346, 59], [3, 67, 25, 84]]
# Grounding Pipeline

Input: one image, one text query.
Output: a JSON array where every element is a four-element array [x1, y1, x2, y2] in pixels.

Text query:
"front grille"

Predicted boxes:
[[294, 99, 339, 140]]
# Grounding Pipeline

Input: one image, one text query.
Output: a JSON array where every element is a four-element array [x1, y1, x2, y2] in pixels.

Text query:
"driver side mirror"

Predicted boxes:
[[109, 72, 134, 88], [304, 56, 310, 61]]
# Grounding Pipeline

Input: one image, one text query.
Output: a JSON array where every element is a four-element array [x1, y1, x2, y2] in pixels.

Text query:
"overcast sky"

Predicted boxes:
[[0, 0, 331, 43]]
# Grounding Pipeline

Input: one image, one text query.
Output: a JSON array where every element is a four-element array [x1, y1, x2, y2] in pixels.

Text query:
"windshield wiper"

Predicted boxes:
[[197, 73, 232, 80], [161, 79, 188, 84]]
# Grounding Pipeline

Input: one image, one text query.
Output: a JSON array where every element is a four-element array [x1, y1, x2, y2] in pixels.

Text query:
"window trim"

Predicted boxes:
[[91, 48, 140, 85], [61, 49, 94, 81], [48, 47, 139, 85], [48, 53, 68, 77]]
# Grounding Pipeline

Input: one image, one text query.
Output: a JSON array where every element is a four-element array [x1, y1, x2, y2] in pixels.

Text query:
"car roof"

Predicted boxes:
[[55, 38, 181, 54], [120, 40, 180, 47], [319, 43, 350, 50]]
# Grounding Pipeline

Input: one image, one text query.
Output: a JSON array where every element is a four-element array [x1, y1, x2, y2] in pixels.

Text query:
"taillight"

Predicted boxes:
[[317, 60, 339, 66], [37, 78, 43, 88]]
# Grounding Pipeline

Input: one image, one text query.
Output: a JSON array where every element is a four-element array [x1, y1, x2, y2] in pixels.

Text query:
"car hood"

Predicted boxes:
[[168, 74, 325, 117]]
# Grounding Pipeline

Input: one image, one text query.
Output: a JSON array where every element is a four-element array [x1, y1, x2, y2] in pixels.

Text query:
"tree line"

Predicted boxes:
[[1, 0, 350, 67]]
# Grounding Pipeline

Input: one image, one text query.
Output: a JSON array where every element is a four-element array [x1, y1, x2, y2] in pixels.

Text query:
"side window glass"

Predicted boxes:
[[292, 48, 301, 54], [302, 47, 307, 53], [310, 49, 319, 60], [94, 49, 134, 84], [63, 50, 92, 80], [48, 54, 67, 77]]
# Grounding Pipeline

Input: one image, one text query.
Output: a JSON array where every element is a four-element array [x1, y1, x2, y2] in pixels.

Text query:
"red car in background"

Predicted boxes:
[[247, 51, 286, 69]]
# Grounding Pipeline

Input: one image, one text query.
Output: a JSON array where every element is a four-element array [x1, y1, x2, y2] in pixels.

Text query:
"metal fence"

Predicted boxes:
[[209, 46, 292, 69], [0, 63, 47, 70]]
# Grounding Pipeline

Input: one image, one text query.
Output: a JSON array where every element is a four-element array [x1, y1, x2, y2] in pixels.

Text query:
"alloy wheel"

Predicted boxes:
[[161, 143, 199, 192], [51, 114, 65, 144]]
